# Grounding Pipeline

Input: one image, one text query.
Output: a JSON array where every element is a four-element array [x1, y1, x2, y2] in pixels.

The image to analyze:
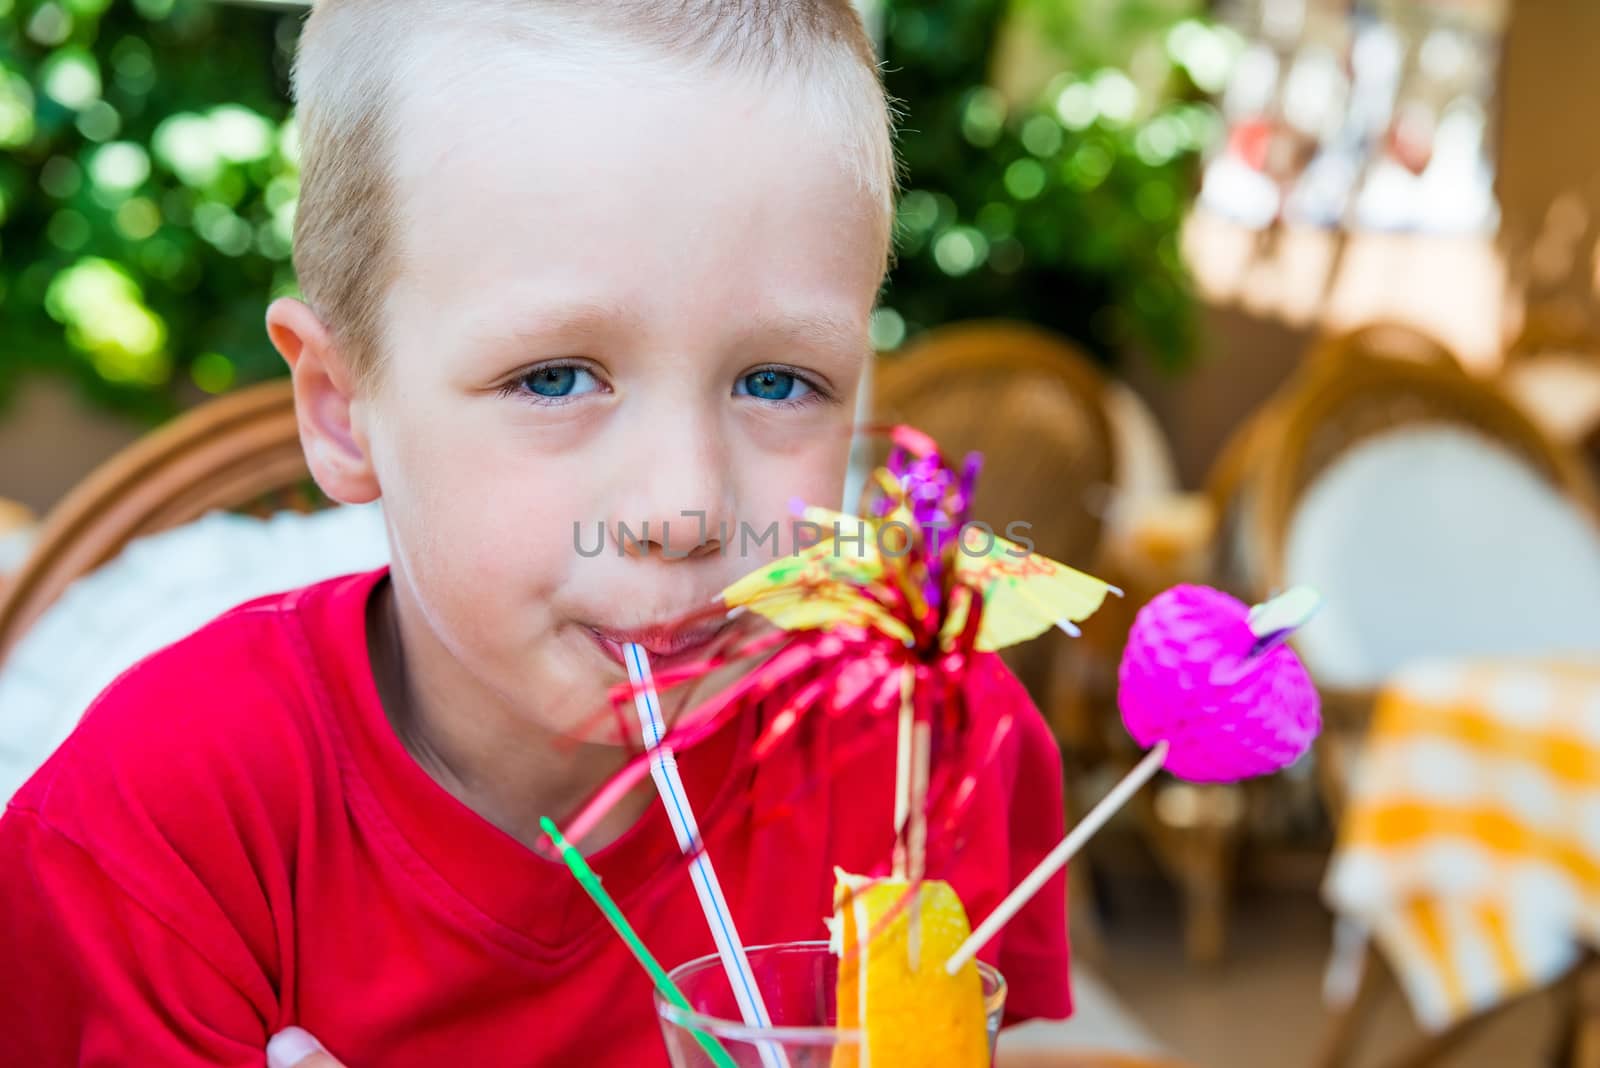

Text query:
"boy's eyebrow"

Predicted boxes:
[[472, 304, 869, 361], [473, 299, 642, 353], [742, 311, 870, 358]]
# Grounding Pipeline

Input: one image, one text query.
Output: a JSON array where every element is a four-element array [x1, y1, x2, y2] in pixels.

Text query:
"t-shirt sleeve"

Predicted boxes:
[[0, 807, 271, 1067], [992, 665, 1073, 1024], [0, 615, 300, 1067]]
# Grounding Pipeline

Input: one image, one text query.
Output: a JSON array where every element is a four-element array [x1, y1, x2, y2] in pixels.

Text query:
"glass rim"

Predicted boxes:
[[655, 939, 1007, 1045]]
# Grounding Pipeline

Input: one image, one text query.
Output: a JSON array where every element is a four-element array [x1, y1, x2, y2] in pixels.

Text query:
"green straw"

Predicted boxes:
[[541, 818, 739, 1068]]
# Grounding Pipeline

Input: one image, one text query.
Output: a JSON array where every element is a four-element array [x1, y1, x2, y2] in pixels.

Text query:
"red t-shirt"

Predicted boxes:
[[0, 569, 1070, 1066]]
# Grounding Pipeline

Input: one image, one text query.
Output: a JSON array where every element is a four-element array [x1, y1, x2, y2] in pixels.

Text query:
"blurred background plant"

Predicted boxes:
[[0, 0, 298, 420], [877, 0, 1233, 371], [0, 0, 1227, 420]]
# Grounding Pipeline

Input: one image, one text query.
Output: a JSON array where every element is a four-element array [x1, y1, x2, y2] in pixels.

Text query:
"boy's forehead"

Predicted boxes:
[[388, 38, 848, 185], [382, 46, 889, 316]]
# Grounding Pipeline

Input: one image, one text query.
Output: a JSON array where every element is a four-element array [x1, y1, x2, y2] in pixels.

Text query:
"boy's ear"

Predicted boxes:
[[265, 297, 380, 505]]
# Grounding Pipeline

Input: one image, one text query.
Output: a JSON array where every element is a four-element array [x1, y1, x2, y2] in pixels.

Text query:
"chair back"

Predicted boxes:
[[0, 380, 398, 800], [1256, 355, 1600, 704], [871, 321, 1118, 723], [873, 321, 1116, 563], [1309, 321, 1461, 370], [0, 379, 324, 664]]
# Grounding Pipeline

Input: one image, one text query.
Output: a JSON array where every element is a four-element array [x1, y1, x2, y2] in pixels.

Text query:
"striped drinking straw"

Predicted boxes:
[[624, 643, 789, 1068]]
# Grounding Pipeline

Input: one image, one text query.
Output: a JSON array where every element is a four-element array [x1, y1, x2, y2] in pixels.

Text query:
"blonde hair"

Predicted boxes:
[[290, 0, 897, 387]]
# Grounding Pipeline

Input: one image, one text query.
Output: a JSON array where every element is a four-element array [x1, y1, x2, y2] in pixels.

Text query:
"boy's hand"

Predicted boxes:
[[268, 1028, 346, 1068]]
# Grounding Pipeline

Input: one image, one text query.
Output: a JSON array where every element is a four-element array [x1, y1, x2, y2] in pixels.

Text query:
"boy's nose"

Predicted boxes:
[[613, 513, 726, 560], [610, 423, 737, 562]]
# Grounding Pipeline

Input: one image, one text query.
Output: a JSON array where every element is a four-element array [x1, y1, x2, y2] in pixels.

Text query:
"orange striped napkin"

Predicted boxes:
[[1323, 657, 1600, 1028]]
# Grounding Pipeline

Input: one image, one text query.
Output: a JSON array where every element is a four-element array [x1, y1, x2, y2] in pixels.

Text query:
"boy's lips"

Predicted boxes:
[[586, 617, 733, 668]]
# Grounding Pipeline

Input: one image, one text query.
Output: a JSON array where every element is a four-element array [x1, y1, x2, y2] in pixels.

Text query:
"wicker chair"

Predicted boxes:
[[1308, 321, 1462, 371], [0, 379, 385, 801], [0, 379, 328, 665], [1243, 354, 1600, 1068], [1205, 406, 1282, 605], [871, 320, 1124, 950], [1253, 353, 1599, 778], [874, 321, 1267, 967], [1258, 353, 1591, 532], [871, 320, 1118, 733], [1206, 324, 1459, 604]]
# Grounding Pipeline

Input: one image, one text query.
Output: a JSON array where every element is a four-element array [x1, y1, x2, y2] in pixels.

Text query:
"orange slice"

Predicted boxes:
[[829, 870, 990, 1067]]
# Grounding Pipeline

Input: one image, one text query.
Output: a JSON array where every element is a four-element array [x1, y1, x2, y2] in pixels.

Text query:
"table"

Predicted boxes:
[[999, 1054, 1197, 1068]]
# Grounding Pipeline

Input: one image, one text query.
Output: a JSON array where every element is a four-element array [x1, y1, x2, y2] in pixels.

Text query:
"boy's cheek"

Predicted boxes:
[[378, 461, 595, 616]]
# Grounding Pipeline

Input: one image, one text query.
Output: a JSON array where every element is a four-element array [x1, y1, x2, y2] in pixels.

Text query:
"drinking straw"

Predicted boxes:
[[890, 663, 915, 879], [944, 741, 1170, 975], [624, 644, 788, 1068], [540, 818, 738, 1068]]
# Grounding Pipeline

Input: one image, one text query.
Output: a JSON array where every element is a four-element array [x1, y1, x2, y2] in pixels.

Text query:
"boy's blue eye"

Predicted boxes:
[[520, 365, 599, 398], [737, 369, 814, 402]]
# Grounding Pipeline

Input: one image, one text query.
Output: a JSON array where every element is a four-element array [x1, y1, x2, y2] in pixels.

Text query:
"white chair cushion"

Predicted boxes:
[[0, 504, 389, 801], [1104, 382, 1179, 517], [1101, 382, 1182, 552], [1286, 425, 1600, 688]]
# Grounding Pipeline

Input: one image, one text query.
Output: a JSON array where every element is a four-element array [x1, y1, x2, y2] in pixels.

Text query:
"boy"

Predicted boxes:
[[0, 2, 1072, 1065]]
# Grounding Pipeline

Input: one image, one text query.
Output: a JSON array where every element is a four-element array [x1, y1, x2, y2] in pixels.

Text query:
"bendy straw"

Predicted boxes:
[[540, 817, 737, 1068], [624, 643, 787, 1068]]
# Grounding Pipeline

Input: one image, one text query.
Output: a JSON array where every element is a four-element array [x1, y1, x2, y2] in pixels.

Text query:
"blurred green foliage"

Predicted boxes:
[[0, 0, 299, 419], [878, 0, 1219, 369], [0, 0, 1217, 420]]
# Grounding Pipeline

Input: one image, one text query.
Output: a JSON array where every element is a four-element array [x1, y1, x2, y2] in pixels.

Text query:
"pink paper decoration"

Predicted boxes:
[[1118, 584, 1321, 783]]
